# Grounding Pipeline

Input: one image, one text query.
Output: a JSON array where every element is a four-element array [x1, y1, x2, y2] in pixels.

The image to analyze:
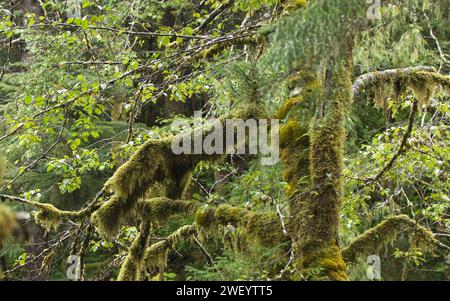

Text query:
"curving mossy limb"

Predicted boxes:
[[342, 215, 443, 263], [352, 67, 450, 109], [91, 138, 199, 239]]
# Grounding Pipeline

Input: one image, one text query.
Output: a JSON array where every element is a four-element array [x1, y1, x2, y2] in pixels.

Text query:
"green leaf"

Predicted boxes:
[[24, 95, 32, 105]]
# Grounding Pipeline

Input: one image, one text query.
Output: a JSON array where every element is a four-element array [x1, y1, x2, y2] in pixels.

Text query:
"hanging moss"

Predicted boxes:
[[139, 197, 199, 224], [33, 203, 84, 232], [373, 79, 395, 110], [195, 205, 286, 248], [91, 195, 124, 239], [91, 103, 267, 239], [0, 204, 15, 244], [342, 215, 440, 263], [353, 68, 450, 110], [118, 222, 152, 281]]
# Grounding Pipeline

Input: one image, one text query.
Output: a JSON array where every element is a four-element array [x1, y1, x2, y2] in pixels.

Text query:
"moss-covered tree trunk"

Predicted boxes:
[[293, 54, 353, 281]]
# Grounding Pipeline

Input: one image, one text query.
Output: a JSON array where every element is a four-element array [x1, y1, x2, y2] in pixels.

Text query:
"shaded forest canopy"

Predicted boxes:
[[0, 0, 449, 281]]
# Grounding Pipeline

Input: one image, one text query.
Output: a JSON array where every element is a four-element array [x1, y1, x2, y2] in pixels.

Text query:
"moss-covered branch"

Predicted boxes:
[[352, 66, 434, 97], [118, 222, 152, 281], [138, 197, 200, 224], [143, 225, 197, 280], [91, 103, 266, 239], [352, 67, 450, 108], [0, 194, 88, 231], [342, 215, 443, 263], [195, 204, 287, 248]]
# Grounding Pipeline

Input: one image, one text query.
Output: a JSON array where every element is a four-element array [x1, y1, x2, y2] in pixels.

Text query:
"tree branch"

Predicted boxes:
[[366, 101, 418, 184], [352, 66, 435, 98], [342, 215, 448, 263]]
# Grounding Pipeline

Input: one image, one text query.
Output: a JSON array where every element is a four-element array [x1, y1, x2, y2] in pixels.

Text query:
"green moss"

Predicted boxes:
[[143, 225, 196, 280], [0, 204, 15, 244], [285, 0, 308, 11], [279, 120, 310, 196], [301, 244, 348, 281], [92, 103, 267, 239], [276, 97, 302, 120], [33, 203, 84, 232], [342, 215, 440, 263], [195, 205, 287, 248], [139, 197, 199, 224], [118, 223, 152, 281], [369, 70, 450, 111], [91, 196, 124, 239]]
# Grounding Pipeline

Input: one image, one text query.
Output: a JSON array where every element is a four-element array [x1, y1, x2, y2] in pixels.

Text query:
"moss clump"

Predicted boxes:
[[139, 197, 199, 224], [279, 120, 310, 196], [342, 215, 440, 263], [91, 195, 124, 239], [285, 0, 308, 11], [301, 243, 348, 281], [118, 223, 152, 281], [0, 204, 15, 244], [33, 203, 83, 232], [195, 205, 287, 248], [276, 97, 302, 120]]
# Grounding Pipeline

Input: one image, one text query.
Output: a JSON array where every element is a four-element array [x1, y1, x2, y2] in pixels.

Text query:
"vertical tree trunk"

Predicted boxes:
[[293, 54, 353, 280]]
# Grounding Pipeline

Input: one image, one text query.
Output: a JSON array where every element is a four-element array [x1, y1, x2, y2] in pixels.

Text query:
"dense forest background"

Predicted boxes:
[[0, 0, 449, 281]]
